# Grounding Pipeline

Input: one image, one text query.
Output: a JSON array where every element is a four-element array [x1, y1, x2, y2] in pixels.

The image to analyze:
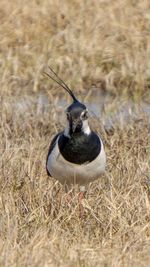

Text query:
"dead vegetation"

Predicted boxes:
[[0, 0, 150, 98], [0, 0, 150, 266], [1, 93, 150, 267]]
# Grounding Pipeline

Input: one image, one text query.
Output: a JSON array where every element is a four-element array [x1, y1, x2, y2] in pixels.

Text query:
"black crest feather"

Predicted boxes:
[[44, 66, 78, 102]]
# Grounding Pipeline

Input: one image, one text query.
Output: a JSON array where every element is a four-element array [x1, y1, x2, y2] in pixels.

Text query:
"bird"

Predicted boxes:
[[45, 66, 106, 211]]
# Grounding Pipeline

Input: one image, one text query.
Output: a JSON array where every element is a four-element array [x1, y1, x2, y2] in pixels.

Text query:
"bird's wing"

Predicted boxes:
[[46, 132, 62, 176]]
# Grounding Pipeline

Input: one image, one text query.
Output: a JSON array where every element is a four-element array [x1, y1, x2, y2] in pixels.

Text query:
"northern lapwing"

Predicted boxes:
[[45, 67, 106, 211]]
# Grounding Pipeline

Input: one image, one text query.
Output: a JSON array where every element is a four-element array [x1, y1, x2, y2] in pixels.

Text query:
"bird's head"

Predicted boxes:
[[45, 66, 91, 136], [65, 101, 90, 136]]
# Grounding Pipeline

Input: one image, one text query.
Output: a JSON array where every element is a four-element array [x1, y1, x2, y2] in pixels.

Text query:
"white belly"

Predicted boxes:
[[47, 136, 106, 186]]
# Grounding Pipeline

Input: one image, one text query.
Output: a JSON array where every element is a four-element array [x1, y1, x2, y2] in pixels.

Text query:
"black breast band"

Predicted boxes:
[[58, 132, 101, 164]]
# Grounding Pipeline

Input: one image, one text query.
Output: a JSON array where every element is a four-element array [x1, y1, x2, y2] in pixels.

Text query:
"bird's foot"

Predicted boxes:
[[78, 191, 86, 218]]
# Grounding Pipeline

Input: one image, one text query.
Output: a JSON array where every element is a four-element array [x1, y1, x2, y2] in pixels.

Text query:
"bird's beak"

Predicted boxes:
[[72, 119, 82, 133]]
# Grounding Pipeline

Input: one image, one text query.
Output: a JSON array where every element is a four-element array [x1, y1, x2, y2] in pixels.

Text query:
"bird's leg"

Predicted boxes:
[[65, 192, 72, 206], [64, 184, 72, 207], [78, 186, 86, 218]]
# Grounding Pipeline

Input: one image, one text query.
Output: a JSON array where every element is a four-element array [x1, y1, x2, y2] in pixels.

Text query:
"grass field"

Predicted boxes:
[[0, 0, 150, 266]]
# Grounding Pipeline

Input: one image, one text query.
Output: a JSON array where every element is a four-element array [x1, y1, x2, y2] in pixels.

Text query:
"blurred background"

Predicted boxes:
[[1, 0, 150, 96], [1, 0, 150, 127]]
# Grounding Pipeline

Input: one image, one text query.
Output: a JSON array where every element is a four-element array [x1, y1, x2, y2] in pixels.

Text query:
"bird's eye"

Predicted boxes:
[[66, 112, 70, 120], [81, 110, 88, 120]]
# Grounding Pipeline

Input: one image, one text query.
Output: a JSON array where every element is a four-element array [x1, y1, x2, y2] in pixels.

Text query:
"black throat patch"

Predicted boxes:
[[58, 131, 101, 164]]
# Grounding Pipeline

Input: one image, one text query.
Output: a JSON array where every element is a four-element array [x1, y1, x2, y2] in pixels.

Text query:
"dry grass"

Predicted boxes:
[[0, 0, 150, 266], [1, 93, 150, 267], [0, 0, 150, 98]]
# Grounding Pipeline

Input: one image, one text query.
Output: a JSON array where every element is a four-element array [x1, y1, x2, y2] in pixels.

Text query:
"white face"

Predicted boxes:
[[80, 109, 91, 135], [82, 119, 91, 135], [80, 109, 88, 120]]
